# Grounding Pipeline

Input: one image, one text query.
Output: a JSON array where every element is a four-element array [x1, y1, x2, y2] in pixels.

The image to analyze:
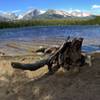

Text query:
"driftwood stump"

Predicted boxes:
[[11, 37, 84, 74]]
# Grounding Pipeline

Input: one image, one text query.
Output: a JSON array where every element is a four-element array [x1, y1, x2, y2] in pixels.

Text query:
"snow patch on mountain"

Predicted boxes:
[[0, 9, 94, 21]]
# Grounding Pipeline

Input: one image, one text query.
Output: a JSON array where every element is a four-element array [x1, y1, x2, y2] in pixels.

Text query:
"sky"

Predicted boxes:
[[0, 0, 100, 15]]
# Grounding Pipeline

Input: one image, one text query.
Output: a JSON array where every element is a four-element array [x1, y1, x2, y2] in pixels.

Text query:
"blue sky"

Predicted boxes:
[[0, 0, 100, 14]]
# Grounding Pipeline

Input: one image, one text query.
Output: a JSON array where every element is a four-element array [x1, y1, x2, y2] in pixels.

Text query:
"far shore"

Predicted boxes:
[[0, 16, 100, 29]]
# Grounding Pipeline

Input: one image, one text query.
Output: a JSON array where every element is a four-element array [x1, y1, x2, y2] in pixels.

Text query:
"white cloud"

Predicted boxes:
[[92, 5, 100, 9], [74, 9, 81, 12], [64, 8, 81, 13], [12, 10, 21, 13]]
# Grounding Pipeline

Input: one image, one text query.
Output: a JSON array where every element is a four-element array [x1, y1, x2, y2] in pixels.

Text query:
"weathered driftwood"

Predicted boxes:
[[11, 59, 49, 71], [36, 46, 59, 54], [11, 37, 84, 74], [44, 46, 59, 54], [36, 47, 46, 53]]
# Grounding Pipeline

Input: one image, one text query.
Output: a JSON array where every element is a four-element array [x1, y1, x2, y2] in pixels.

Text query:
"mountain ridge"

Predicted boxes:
[[0, 9, 95, 21]]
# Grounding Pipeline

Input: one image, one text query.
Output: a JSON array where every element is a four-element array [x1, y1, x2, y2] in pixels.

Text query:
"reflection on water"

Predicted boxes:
[[82, 45, 100, 53]]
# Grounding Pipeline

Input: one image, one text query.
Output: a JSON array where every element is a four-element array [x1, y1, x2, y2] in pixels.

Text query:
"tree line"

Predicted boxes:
[[0, 16, 100, 29]]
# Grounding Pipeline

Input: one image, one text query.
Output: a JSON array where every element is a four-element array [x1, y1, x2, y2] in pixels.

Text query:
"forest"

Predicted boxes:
[[0, 16, 100, 29]]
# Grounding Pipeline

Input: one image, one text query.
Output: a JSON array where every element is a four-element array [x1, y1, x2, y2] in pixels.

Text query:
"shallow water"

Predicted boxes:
[[0, 25, 100, 52]]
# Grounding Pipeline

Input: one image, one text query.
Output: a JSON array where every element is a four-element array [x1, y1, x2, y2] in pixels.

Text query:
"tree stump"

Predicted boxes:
[[11, 37, 84, 74]]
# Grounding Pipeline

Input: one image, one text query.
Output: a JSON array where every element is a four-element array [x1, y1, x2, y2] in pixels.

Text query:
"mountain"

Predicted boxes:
[[0, 15, 8, 21], [0, 9, 95, 21], [70, 11, 91, 17], [35, 9, 71, 19], [19, 9, 93, 20], [44, 10, 71, 17], [18, 9, 42, 20], [0, 12, 17, 21]]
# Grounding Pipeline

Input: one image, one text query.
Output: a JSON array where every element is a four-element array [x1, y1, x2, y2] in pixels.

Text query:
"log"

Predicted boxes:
[[36, 47, 46, 53], [11, 39, 70, 72], [48, 36, 71, 63], [11, 59, 49, 71], [11, 37, 85, 73], [44, 46, 59, 54]]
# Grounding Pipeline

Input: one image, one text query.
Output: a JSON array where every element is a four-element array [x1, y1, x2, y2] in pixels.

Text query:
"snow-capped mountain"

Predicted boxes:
[[0, 9, 94, 21], [0, 15, 8, 21], [18, 9, 42, 20], [0, 12, 17, 21], [44, 9, 71, 17], [33, 9, 71, 19], [45, 9, 92, 17], [70, 11, 91, 17], [17, 9, 93, 20], [36, 9, 92, 19]]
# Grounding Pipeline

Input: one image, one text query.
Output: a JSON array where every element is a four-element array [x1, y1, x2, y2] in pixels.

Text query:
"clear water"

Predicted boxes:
[[0, 25, 100, 52]]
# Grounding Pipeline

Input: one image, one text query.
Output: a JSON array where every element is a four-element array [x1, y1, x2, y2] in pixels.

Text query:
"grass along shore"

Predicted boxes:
[[0, 50, 100, 100]]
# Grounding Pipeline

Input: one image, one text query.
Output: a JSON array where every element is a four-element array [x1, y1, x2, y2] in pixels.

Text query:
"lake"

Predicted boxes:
[[0, 25, 100, 52]]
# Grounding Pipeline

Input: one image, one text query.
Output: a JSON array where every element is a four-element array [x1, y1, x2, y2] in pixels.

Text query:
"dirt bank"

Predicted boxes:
[[0, 39, 100, 100], [0, 52, 100, 100]]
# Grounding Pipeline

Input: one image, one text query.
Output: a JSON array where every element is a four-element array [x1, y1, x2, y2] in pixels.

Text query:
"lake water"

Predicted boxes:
[[0, 25, 100, 52]]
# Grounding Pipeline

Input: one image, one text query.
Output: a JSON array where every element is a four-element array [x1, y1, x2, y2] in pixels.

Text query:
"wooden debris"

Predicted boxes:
[[11, 37, 85, 74]]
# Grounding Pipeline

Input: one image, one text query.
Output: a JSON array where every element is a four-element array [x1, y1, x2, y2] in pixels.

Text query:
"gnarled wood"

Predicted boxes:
[[11, 59, 49, 71], [11, 37, 84, 73]]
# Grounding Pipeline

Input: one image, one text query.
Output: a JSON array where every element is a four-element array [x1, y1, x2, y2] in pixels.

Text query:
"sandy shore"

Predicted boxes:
[[0, 40, 100, 100], [0, 38, 100, 56]]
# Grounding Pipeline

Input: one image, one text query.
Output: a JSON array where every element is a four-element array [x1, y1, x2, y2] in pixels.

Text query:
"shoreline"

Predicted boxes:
[[0, 39, 100, 56], [0, 16, 100, 29], [0, 24, 100, 30]]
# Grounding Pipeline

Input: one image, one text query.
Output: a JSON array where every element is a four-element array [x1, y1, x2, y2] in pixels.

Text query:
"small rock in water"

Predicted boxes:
[[37, 52, 44, 56]]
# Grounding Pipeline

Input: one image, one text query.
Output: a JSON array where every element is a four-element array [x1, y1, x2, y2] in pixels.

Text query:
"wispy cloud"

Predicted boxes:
[[92, 5, 100, 9], [12, 10, 21, 13], [64, 8, 82, 13]]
